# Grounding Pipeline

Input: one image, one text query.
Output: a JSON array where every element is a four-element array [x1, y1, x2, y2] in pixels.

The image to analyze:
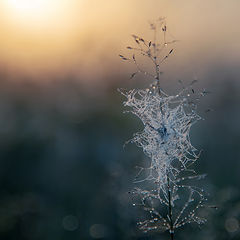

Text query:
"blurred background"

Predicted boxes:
[[0, 0, 239, 239]]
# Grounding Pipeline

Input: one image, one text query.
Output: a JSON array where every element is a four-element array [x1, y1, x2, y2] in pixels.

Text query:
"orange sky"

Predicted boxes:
[[0, 0, 240, 82]]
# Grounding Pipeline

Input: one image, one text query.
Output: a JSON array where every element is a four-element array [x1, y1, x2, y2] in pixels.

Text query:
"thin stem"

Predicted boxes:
[[167, 175, 174, 240], [156, 66, 164, 115], [153, 46, 161, 95]]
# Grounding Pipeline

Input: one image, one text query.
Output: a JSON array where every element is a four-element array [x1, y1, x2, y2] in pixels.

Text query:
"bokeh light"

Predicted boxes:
[[62, 215, 79, 231], [225, 218, 239, 233]]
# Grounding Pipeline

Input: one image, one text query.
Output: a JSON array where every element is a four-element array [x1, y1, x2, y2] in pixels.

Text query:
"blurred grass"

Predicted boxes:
[[0, 70, 239, 239]]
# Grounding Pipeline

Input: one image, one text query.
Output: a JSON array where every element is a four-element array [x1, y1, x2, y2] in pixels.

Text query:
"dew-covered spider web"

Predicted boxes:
[[120, 85, 208, 233]]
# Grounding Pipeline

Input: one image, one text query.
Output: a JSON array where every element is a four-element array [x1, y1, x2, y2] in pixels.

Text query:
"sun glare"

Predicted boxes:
[[6, 0, 50, 12], [3, 0, 69, 27]]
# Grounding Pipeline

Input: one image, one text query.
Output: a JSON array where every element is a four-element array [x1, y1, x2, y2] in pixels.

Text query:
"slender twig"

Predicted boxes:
[[167, 175, 174, 240]]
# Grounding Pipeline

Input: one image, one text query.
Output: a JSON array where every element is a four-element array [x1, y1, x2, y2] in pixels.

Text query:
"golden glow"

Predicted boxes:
[[6, 0, 52, 13], [0, 0, 240, 80], [3, 0, 71, 28]]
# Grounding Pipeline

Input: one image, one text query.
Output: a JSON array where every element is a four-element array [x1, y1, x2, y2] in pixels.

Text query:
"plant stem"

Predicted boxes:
[[167, 175, 174, 240]]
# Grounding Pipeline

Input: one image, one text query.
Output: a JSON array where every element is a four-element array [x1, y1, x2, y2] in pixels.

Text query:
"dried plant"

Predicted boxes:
[[119, 18, 211, 239]]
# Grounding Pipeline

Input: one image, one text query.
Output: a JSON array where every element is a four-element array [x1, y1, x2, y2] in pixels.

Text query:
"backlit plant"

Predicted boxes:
[[119, 18, 211, 240]]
